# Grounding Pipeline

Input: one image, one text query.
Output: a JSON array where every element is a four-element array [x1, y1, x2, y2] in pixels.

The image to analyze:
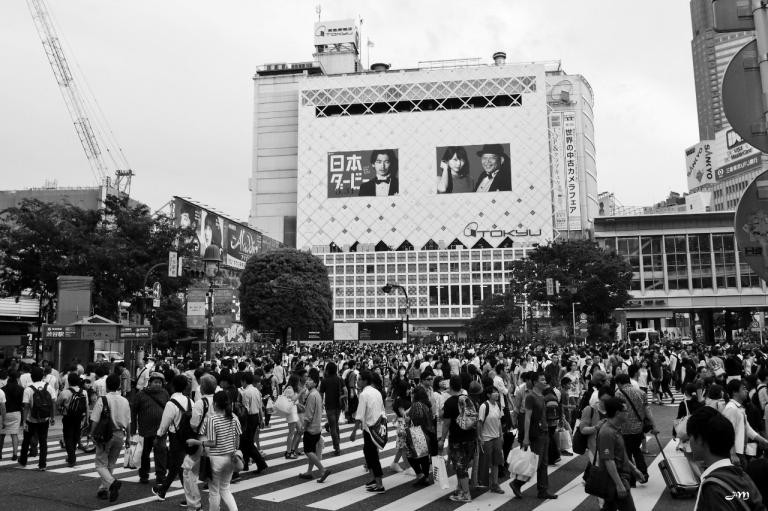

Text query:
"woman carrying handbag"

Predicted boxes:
[[187, 391, 242, 511]]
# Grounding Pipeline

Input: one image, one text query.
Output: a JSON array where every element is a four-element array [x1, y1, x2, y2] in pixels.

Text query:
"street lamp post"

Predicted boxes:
[[382, 282, 409, 343], [203, 245, 222, 362], [572, 301, 581, 338]]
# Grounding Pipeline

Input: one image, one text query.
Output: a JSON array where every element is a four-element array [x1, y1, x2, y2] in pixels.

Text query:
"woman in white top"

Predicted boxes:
[[477, 386, 504, 493], [282, 374, 301, 459]]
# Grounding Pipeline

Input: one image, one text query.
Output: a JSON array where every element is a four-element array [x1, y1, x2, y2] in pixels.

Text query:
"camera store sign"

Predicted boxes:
[[463, 222, 542, 239]]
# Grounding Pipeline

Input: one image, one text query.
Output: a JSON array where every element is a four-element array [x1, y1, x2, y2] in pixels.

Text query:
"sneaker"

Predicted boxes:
[[152, 486, 166, 501], [509, 480, 522, 499], [285, 451, 298, 459], [37, 467, 46, 471], [449, 493, 471, 502], [366, 486, 385, 493], [231, 474, 242, 483], [11, 455, 18, 461], [180, 501, 188, 507], [333, 449, 341, 456], [389, 462, 404, 473], [97, 490, 109, 500], [298, 472, 314, 480], [490, 485, 505, 494], [561, 450, 574, 456], [537, 492, 558, 499], [364, 480, 377, 488], [108, 479, 122, 502]]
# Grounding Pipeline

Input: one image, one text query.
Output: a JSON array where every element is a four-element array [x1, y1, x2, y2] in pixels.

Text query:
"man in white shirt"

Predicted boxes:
[[722, 379, 768, 466], [350, 370, 385, 493], [182, 374, 216, 511], [19, 367, 57, 469], [135, 358, 150, 391], [93, 367, 108, 398]]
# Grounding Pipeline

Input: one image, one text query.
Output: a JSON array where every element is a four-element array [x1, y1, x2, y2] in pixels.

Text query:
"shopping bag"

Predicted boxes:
[[405, 425, 429, 458], [273, 395, 293, 416], [265, 397, 275, 415], [431, 455, 450, 489], [339, 414, 348, 425], [506, 446, 538, 482], [556, 427, 572, 451], [123, 434, 143, 469]]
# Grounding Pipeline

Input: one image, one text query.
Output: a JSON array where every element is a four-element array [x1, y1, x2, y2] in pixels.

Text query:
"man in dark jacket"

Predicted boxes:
[[687, 406, 765, 511], [131, 372, 169, 484]]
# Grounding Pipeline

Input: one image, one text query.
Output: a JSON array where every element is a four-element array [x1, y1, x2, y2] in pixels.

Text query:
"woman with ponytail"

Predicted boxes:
[[187, 391, 241, 511]]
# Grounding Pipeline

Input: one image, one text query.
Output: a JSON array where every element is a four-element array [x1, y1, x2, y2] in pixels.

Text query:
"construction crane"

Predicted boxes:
[[27, 0, 134, 196]]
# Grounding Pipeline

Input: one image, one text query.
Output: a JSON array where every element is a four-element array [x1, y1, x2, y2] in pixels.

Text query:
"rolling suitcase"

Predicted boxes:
[[654, 434, 699, 499]]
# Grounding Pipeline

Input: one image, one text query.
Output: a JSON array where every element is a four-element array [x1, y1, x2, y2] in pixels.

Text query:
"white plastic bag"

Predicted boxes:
[[506, 446, 538, 482], [273, 395, 293, 416], [431, 455, 450, 489], [124, 434, 143, 469], [556, 427, 572, 451]]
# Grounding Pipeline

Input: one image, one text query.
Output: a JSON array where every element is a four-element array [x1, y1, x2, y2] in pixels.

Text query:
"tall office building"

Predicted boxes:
[[690, 0, 753, 141]]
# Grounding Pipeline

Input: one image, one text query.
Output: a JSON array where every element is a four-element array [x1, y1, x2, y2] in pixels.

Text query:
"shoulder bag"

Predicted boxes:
[[572, 405, 592, 455], [619, 388, 653, 433], [673, 399, 690, 442], [584, 425, 617, 500]]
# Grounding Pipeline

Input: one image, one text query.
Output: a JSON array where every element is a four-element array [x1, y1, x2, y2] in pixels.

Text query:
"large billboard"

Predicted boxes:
[[435, 143, 511, 193], [734, 169, 768, 281], [713, 128, 762, 181], [296, 63, 554, 249], [172, 197, 264, 269], [685, 140, 715, 190], [328, 149, 399, 198]]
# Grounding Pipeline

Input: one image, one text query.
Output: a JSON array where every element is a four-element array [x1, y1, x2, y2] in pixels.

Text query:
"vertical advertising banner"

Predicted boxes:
[[327, 149, 399, 198], [685, 141, 715, 190], [563, 112, 581, 230], [223, 222, 261, 269], [549, 112, 567, 231]]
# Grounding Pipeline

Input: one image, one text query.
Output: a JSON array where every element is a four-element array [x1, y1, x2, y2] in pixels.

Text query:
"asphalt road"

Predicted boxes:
[[0, 394, 692, 511]]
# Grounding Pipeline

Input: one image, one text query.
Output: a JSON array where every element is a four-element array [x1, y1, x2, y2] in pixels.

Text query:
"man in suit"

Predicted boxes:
[[358, 149, 399, 196], [474, 144, 511, 192]]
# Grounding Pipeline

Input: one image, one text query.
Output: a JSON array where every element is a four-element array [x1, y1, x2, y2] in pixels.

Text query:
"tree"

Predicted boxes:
[[239, 249, 333, 345], [466, 292, 521, 339], [0, 196, 194, 322], [152, 295, 190, 348], [507, 239, 632, 330]]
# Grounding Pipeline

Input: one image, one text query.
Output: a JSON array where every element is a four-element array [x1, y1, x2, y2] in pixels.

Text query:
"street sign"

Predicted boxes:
[[168, 251, 178, 277], [722, 39, 768, 153], [546, 278, 554, 296], [713, 0, 756, 33], [579, 312, 588, 321], [152, 299, 161, 308], [152, 282, 162, 300], [734, 169, 768, 280], [42, 325, 77, 339], [121, 326, 152, 339], [750, 320, 762, 332]]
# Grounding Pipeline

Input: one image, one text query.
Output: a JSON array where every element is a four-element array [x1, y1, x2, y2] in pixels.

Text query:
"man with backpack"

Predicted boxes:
[[440, 375, 478, 503], [56, 372, 89, 466], [152, 374, 192, 501], [344, 360, 359, 424], [131, 372, 169, 485], [18, 366, 56, 470], [90, 374, 130, 502], [182, 374, 217, 511]]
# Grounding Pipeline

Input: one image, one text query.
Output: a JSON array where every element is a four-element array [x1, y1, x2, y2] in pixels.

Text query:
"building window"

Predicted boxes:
[[640, 236, 664, 291], [665, 235, 689, 290], [712, 234, 737, 288], [616, 237, 641, 291], [689, 234, 713, 289]]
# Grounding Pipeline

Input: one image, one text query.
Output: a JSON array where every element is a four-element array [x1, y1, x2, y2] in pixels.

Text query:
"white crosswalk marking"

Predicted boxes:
[[2, 412, 690, 511]]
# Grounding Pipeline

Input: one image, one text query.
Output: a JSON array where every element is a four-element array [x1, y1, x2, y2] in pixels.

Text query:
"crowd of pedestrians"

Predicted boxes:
[[1, 338, 768, 510]]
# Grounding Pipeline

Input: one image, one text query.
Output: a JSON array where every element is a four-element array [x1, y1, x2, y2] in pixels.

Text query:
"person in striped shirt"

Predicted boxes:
[[187, 391, 241, 511]]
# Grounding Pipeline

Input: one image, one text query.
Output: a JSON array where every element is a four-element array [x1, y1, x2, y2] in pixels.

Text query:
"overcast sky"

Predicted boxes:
[[1, 0, 697, 222]]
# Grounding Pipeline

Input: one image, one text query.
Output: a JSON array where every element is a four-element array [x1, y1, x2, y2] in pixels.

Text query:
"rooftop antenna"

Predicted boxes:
[[315, 4, 321, 21]]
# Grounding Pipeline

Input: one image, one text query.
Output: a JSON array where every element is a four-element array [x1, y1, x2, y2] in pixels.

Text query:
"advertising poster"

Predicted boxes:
[[734, 169, 768, 281], [173, 198, 223, 257], [549, 113, 567, 230], [685, 141, 715, 190], [224, 222, 261, 269], [435, 143, 512, 193], [327, 149, 399, 198], [563, 112, 581, 229]]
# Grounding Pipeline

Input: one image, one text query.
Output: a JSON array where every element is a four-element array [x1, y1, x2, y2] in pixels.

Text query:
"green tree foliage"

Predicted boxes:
[[466, 292, 521, 338], [507, 239, 632, 325], [0, 196, 194, 321], [152, 295, 190, 347], [239, 249, 333, 342]]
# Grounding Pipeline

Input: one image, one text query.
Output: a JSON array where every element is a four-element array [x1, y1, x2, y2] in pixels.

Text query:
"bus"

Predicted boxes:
[[628, 328, 660, 347]]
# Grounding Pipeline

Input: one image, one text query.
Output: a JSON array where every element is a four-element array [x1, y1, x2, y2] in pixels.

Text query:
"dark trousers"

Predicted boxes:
[[139, 435, 167, 482], [623, 432, 648, 482], [262, 397, 273, 427], [531, 434, 549, 493], [407, 455, 430, 475], [346, 395, 359, 423], [243, 415, 267, 470], [547, 426, 560, 462], [159, 434, 184, 494], [62, 415, 81, 464], [20, 421, 49, 468], [362, 430, 383, 478], [326, 408, 341, 451], [602, 477, 636, 511]]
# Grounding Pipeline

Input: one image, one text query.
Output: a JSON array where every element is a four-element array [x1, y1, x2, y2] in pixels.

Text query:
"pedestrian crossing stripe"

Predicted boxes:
[[2, 411, 692, 511]]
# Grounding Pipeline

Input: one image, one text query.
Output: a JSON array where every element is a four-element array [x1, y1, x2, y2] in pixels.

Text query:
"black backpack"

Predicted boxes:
[[30, 383, 53, 420], [170, 398, 197, 455], [67, 388, 87, 417], [92, 396, 114, 445]]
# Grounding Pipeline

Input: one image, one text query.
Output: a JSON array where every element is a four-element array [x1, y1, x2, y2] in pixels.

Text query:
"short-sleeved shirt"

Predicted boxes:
[[356, 385, 384, 428], [524, 392, 547, 439], [443, 395, 476, 445], [598, 422, 629, 476], [319, 375, 344, 410], [478, 400, 502, 441], [201, 413, 242, 456], [0, 388, 5, 406]]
